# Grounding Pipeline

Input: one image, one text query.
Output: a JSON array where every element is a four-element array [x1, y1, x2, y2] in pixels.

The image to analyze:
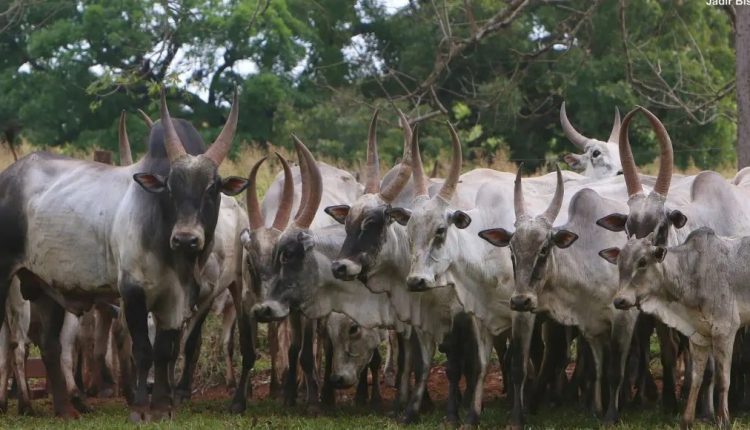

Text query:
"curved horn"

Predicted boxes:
[[272, 153, 295, 231], [118, 111, 134, 166], [364, 110, 381, 194], [379, 110, 413, 203], [292, 135, 322, 229], [412, 125, 429, 198], [560, 102, 588, 149], [541, 165, 564, 222], [514, 164, 526, 220], [246, 157, 268, 230], [203, 92, 239, 166], [437, 122, 462, 201], [137, 109, 154, 128], [639, 107, 673, 196], [294, 139, 311, 221], [618, 107, 644, 197], [607, 107, 621, 143], [159, 88, 187, 162]]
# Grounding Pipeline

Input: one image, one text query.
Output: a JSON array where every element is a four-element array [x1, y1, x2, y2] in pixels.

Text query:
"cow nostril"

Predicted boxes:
[[332, 262, 346, 277], [510, 295, 533, 311], [613, 297, 628, 309], [188, 236, 199, 248], [330, 374, 344, 387], [406, 277, 426, 291]]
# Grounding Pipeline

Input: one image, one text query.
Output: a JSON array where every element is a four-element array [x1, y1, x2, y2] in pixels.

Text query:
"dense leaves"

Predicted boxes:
[[0, 0, 738, 170]]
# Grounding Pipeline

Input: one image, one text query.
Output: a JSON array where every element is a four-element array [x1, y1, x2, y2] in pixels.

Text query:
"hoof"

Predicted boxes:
[[459, 424, 478, 430], [306, 403, 322, 416], [442, 416, 460, 429], [71, 396, 93, 414], [174, 388, 191, 406], [128, 409, 149, 424], [229, 399, 246, 414], [18, 402, 34, 416], [57, 407, 81, 419], [399, 410, 419, 425], [150, 406, 174, 421]]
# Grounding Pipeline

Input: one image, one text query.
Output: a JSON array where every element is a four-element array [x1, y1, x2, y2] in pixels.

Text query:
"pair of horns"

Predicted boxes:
[[514, 164, 564, 223], [363, 109, 415, 203], [246, 137, 322, 231], [619, 107, 673, 197], [560, 102, 621, 148], [118, 109, 155, 166], [160, 88, 238, 165], [412, 121, 462, 202]]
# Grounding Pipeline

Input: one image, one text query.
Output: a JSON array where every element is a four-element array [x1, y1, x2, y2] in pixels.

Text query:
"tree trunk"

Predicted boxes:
[[737, 6, 750, 168]]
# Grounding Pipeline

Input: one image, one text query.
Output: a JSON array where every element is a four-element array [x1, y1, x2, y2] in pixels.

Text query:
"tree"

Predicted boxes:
[[737, 5, 750, 168]]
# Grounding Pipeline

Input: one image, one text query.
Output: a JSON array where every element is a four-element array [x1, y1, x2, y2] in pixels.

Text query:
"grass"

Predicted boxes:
[[0, 393, 742, 429]]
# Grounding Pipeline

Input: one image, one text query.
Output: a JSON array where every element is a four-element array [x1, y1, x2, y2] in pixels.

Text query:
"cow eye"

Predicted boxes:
[[436, 227, 447, 237], [592, 150, 601, 158], [538, 247, 548, 258], [349, 324, 360, 336], [637, 257, 647, 269]]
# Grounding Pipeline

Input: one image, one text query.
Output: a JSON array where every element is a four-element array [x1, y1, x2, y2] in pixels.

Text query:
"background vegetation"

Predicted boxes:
[[0, 0, 741, 173]]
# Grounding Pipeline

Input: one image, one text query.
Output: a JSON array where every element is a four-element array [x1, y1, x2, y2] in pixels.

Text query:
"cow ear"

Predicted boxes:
[[133, 173, 167, 193], [597, 213, 628, 232], [478, 228, 513, 247], [598, 247, 620, 265], [668, 210, 687, 229], [240, 228, 252, 249], [387, 207, 412, 226], [552, 229, 578, 249], [298, 231, 315, 251], [653, 246, 667, 262], [449, 210, 471, 229], [563, 153, 582, 170], [221, 176, 250, 196], [324, 205, 350, 224]]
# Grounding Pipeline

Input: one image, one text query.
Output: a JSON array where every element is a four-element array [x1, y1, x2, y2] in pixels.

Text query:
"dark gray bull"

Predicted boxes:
[[600, 228, 750, 429], [0, 90, 247, 420]]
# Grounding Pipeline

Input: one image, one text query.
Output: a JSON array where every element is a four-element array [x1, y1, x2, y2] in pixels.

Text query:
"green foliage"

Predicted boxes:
[[0, 0, 738, 171]]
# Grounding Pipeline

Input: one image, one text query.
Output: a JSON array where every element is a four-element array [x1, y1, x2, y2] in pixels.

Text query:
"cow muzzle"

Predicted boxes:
[[406, 274, 434, 292], [171, 227, 205, 252], [329, 372, 356, 389], [510, 293, 537, 312], [331, 259, 361, 281], [251, 301, 289, 322], [613, 295, 634, 310]]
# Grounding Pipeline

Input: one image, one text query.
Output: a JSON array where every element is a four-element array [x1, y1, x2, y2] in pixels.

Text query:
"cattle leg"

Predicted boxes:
[[510, 312, 535, 429], [413, 333, 434, 413], [283, 312, 302, 407], [715, 334, 735, 430], [60, 313, 92, 414], [603, 314, 636, 424], [400, 329, 434, 424], [121, 283, 153, 423], [369, 349, 382, 408], [150, 322, 180, 420], [220, 302, 237, 389], [5, 277, 32, 415], [384, 329, 398, 388], [466, 319, 493, 427], [741, 328, 750, 410], [587, 337, 606, 418], [228, 288, 256, 413], [696, 356, 715, 421], [321, 334, 335, 407], [0, 321, 9, 413], [681, 339, 710, 429], [394, 330, 412, 413], [656, 322, 679, 413], [531, 319, 566, 411], [34, 295, 79, 418], [90, 304, 116, 398], [175, 308, 209, 404], [111, 310, 135, 404], [444, 315, 467, 426], [300, 318, 320, 409], [493, 332, 509, 395]]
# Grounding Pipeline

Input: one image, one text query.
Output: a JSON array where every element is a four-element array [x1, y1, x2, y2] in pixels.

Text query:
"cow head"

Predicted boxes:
[[600, 232, 667, 310], [479, 166, 577, 312], [132, 90, 248, 254], [560, 102, 623, 179], [252, 137, 322, 322], [400, 122, 471, 291], [240, 153, 295, 307], [328, 110, 413, 281], [595, 107, 686, 246], [326, 313, 381, 389]]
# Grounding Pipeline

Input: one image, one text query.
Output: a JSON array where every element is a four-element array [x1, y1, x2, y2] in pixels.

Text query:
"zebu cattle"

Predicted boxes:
[[324, 313, 384, 407], [600, 228, 750, 429], [596, 107, 750, 415], [478, 167, 642, 424], [0, 278, 31, 415], [243, 138, 363, 409], [560, 102, 623, 179], [0, 90, 247, 420], [119, 110, 246, 406]]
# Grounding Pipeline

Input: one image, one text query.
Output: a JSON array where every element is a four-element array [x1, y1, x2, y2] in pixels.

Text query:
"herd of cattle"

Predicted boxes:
[[2, 89, 750, 429]]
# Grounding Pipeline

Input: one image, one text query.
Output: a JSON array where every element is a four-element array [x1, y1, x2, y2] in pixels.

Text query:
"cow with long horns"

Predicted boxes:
[[560, 102, 624, 179], [0, 89, 247, 420]]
